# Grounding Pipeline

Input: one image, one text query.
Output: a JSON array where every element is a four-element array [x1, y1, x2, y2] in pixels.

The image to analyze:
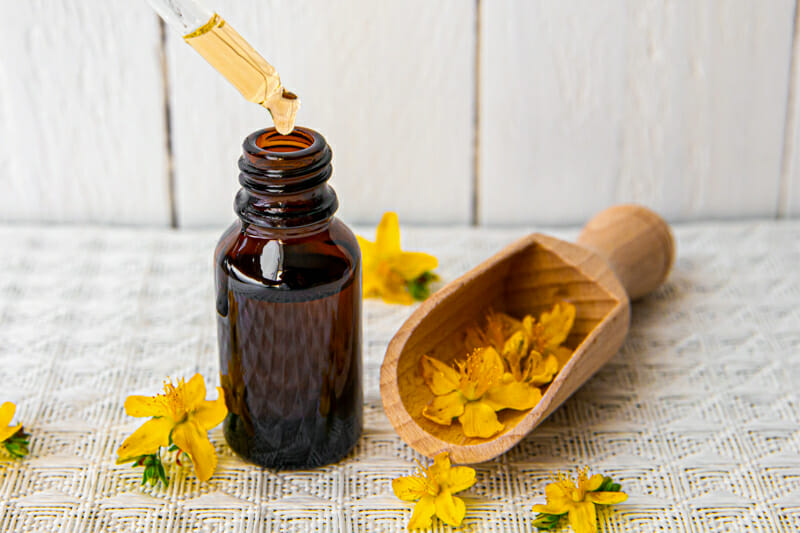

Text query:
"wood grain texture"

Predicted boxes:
[[0, 1, 170, 225], [166, 0, 476, 228], [379, 206, 681, 462], [479, 0, 795, 225], [577, 204, 675, 300]]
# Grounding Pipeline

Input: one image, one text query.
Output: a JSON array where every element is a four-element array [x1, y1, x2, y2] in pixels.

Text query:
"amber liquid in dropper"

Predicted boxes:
[[184, 14, 300, 134]]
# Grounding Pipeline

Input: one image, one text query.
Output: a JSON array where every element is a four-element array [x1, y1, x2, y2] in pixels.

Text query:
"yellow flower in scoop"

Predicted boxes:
[[421, 347, 541, 438], [393, 452, 475, 530], [464, 310, 522, 353], [357, 212, 438, 304], [501, 331, 560, 386], [464, 303, 576, 389], [526, 302, 577, 354], [532, 467, 628, 533], [116, 374, 227, 482]]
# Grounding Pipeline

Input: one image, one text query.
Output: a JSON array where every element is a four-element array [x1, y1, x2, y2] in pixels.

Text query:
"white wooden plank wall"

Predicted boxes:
[[0, 1, 169, 225], [166, 0, 475, 227], [480, 0, 795, 225], [2, 1, 800, 227], [781, 2, 800, 217]]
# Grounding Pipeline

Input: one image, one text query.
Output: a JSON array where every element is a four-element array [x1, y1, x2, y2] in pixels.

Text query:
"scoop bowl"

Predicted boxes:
[[379, 205, 675, 463]]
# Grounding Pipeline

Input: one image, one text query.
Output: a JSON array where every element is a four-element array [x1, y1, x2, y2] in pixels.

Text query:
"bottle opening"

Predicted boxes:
[[257, 128, 315, 153], [238, 125, 337, 228]]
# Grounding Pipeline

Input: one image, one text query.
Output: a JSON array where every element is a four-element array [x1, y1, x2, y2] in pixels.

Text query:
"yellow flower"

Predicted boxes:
[[116, 374, 227, 482], [420, 347, 541, 438], [392, 452, 475, 530], [357, 212, 438, 304], [533, 467, 628, 533], [465, 303, 575, 389], [522, 351, 560, 386], [0, 402, 22, 444], [0, 402, 29, 459], [503, 303, 576, 385], [523, 302, 576, 354], [464, 310, 522, 353]]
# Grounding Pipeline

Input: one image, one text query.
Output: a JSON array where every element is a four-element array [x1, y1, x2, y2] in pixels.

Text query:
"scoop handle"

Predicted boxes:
[[576, 204, 675, 301]]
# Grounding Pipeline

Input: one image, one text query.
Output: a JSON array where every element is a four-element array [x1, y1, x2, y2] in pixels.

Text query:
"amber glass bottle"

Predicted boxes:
[[215, 127, 362, 470]]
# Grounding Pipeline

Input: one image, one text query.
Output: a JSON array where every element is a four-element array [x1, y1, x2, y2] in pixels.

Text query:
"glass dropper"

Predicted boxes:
[[147, 0, 300, 134]]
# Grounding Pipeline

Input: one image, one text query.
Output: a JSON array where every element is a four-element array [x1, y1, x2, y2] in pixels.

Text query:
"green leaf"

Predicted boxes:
[[406, 271, 439, 301], [592, 475, 622, 495], [157, 462, 169, 487], [129, 451, 169, 488], [3, 427, 31, 458], [532, 513, 562, 530]]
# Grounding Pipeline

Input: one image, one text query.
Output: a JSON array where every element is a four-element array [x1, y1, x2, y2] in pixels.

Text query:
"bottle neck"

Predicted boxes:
[[235, 127, 338, 232]]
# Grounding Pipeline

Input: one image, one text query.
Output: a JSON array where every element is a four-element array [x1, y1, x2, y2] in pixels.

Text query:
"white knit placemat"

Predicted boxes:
[[0, 221, 798, 532]]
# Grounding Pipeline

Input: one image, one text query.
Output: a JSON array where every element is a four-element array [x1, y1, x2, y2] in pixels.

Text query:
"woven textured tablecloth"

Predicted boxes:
[[0, 221, 798, 532]]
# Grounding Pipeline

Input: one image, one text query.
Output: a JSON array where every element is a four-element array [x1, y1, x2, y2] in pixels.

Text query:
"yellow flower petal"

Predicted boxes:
[[503, 330, 529, 357], [502, 331, 530, 381], [458, 401, 504, 438], [356, 235, 377, 269], [0, 423, 22, 444], [479, 347, 505, 381], [568, 500, 598, 533], [182, 374, 207, 411], [540, 302, 576, 350], [463, 327, 487, 353], [461, 347, 504, 400], [361, 272, 382, 298], [522, 315, 541, 345], [422, 391, 466, 425], [526, 353, 560, 386], [171, 420, 218, 482], [434, 489, 465, 526], [0, 402, 15, 428], [452, 495, 467, 525], [542, 481, 572, 514], [376, 212, 402, 257], [381, 291, 415, 305], [429, 451, 451, 481], [386, 252, 438, 281], [407, 494, 436, 530], [0, 402, 21, 444], [494, 310, 523, 334], [533, 503, 569, 515], [124, 395, 170, 419], [192, 388, 228, 430], [393, 475, 429, 502], [116, 416, 173, 462], [486, 310, 518, 351], [446, 466, 476, 493], [587, 491, 628, 505], [586, 473, 604, 492], [378, 276, 415, 305], [420, 355, 460, 395], [483, 380, 541, 411], [555, 346, 573, 369]]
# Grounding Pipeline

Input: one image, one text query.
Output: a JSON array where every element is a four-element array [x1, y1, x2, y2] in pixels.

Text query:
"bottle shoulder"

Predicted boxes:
[[215, 218, 360, 293]]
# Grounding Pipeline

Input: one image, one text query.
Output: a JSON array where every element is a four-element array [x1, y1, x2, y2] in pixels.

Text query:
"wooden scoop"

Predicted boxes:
[[380, 205, 675, 464]]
